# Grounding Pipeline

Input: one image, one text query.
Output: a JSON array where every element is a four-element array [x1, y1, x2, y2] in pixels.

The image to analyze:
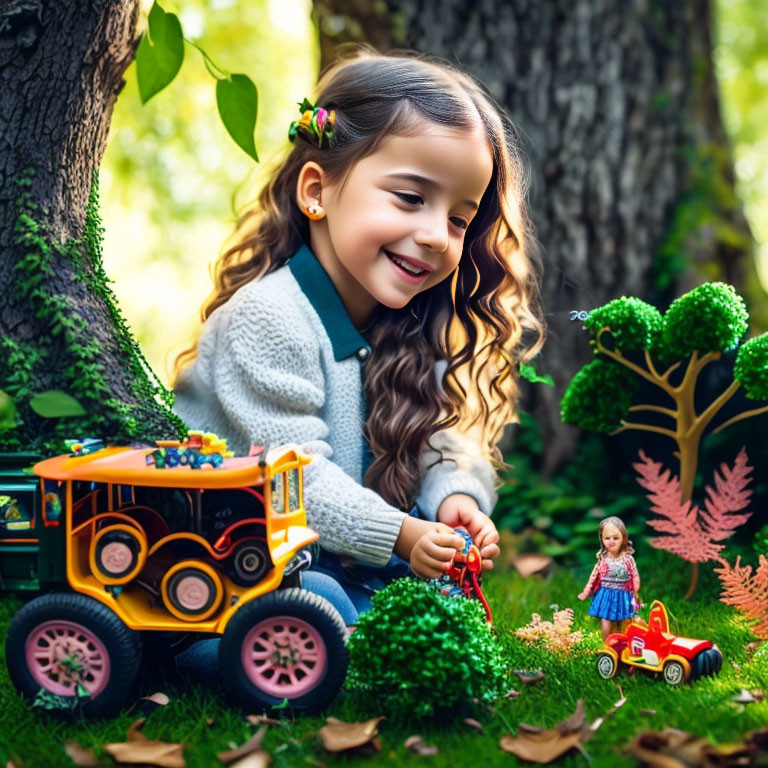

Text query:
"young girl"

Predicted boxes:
[[578, 516, 641, 638], [173, 48, 544, 626]]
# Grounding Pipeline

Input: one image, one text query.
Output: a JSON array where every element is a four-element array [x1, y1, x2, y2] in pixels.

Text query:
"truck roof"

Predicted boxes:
[[33, 445, 309, 489]]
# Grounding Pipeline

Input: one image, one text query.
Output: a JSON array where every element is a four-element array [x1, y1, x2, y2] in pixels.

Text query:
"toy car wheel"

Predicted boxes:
[[690, 647, 723, 681], [90, 524, 146, 585], [5, 592, 141, 718], [596, 652, 618, 679], [218, 588, 347, 713], [162, 561, 223, 621], [662, 659, 686, 686], [231, 540, 272, 586]]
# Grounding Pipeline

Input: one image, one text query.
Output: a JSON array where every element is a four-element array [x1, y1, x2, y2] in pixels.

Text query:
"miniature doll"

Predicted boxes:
[[577, 516, 640, 638]]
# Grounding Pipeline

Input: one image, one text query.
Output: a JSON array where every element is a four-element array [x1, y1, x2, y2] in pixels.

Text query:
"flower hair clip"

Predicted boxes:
[[288, 97, 336, 149]]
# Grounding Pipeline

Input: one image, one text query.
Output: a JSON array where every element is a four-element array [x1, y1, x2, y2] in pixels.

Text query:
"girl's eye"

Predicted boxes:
[[393, 191, 422, 205], [450, 217, 469, 231]]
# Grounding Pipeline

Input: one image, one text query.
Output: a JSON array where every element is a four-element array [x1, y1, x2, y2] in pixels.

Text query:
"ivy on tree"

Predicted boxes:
[[561, 282, 768, 596]]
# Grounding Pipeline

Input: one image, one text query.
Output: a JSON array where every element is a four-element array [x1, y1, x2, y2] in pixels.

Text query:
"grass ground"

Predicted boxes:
[[1, 545, 766, 767]]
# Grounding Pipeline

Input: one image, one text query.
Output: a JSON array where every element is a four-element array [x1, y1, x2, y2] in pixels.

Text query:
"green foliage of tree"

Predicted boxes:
[[734, 334, 768, 400], [347, 578, 506, 720], [561, 359, 640, 433], [584, 297, 663, 352], [661, 282, 748, 358]]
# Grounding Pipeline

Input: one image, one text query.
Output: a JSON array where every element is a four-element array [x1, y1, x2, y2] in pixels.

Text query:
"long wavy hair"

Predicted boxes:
[[174, 47, 545, 510], [596, 516, 634, 559]]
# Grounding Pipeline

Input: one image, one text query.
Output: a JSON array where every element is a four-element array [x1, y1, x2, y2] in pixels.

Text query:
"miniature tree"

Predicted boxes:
[[562, 283, 768, 596]]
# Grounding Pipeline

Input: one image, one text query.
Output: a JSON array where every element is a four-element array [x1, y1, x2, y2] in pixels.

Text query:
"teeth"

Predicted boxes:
[[388, 252, 425, 275]]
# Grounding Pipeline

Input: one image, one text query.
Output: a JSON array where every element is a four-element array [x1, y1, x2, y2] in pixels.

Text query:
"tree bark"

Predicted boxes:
[[313, 0, 757, 471], [0, 0, 182, 448]]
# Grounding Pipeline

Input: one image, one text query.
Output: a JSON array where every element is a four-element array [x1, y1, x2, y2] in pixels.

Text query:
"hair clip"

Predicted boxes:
[[288, 97, 336, 149]]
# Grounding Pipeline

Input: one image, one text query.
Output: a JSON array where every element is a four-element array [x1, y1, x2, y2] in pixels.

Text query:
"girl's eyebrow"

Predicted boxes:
[[384, 172, 479, 211]]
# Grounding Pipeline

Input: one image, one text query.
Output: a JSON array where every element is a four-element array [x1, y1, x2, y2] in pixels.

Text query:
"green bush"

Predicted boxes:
[[734, 334, 768, 400], [346, 578, 507, 719], [584, 296, 663, 352]]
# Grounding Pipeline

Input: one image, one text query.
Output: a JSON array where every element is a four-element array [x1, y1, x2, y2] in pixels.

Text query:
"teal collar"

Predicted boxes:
[[289, 244, 370, 362]]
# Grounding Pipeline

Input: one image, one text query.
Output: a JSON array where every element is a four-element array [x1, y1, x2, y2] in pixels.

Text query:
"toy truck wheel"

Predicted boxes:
[[218, 588, 348, 713], [662, 659, 686, 686], [596, 652, 618, 679], [90, 525, 146, 584], [690, 647, 723, 681], [231, 540, 272, 586], [162, 561, 223, 621], [5, 592, 141, 718]]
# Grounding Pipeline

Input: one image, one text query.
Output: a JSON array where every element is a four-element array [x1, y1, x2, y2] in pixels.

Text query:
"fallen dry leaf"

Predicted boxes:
[[245, 715, 284, 727], [143, 692, 170, 706], [732, 688, 759, 704], [745, 641, 763, 658], [404, 735, 439, 756], [514, 669, 546, 684], [625, 727, 761, 768], [218, 727, 267, 765], [512, 553, 553, 578], [503, 688, 520, 698], [583, 689, 626, 741], [228, 753, 270, 768], [104, 719, 185, 768], [639, 709, 656, 716], [319, 717, 384, 753], [64, 743, 100, 767], [463, 718, 484, 731], [499, 700, 587, 763]]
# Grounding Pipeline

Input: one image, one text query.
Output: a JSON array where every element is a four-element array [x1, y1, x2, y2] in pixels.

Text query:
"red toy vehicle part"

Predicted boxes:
[[597, 600, 722, 685]]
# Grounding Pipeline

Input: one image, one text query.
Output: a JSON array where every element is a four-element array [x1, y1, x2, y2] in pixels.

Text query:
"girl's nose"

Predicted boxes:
[[414, 216, 449, 253]]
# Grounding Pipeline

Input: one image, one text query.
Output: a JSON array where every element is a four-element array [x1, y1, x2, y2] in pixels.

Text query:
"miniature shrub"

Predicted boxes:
[[661, 282, 748, 358], [584, 297, 662, 352], [346, 578, 507, 720], [734, 334, 768, 400], [560, 359, 639, 432]]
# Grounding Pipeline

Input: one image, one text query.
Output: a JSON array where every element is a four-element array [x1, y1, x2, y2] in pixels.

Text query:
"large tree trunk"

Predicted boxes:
[[0, 0, 182, 450], [314, 0, 756, 471]]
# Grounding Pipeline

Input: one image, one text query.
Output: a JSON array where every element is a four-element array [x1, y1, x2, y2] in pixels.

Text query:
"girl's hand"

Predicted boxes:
[[410, 525, 467, 580], [577, 590, 590, 601], [437, 493, 500, 570]]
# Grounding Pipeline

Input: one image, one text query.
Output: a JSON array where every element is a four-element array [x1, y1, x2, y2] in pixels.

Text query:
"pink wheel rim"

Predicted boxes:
[[100, 542, 133, 574], [25, 620, 110, 697], [242, 615, 327, 697], [174, 575, 211, 611]]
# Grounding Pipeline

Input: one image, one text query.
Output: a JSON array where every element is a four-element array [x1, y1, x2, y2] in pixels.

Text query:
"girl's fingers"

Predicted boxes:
[[412, 554, 451, 579], [422, 533, 465, 561], [480, 543, 500, 560]]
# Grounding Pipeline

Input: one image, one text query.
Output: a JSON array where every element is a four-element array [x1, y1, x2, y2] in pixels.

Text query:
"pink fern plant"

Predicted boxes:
[[633, 447, 753, 595], [714, 556, 768, 640]]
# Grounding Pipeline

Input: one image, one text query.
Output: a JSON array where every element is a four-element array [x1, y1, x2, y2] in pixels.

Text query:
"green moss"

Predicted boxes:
[[2, 170, 186, 453], [653, 143, 752, 291], [734, 333, 768, 400], [560, 359, 639, 432], [347, 578, 507, 721]]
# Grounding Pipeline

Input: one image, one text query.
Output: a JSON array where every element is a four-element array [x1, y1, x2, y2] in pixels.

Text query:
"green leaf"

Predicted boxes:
[[216, 74, 259, 162], [0, 389, 17, 430], [136, 2, 184, 104], [29, 390, 86, 419], [519, 362, 554, 386]]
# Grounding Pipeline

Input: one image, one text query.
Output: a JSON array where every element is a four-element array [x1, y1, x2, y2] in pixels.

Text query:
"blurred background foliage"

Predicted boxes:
[[99, 0, 767, 559]]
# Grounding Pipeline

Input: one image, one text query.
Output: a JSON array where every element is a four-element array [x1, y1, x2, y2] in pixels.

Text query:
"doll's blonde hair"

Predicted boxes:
[[596, 516, 633, 559]]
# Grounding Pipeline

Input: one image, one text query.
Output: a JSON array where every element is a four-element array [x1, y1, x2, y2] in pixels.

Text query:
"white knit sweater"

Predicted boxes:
[[173, 247, 496, 566]]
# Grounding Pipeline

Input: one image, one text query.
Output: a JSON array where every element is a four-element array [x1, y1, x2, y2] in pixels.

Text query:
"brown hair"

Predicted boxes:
[[596, 516, 634, 559], [173, 47, 545, 509]]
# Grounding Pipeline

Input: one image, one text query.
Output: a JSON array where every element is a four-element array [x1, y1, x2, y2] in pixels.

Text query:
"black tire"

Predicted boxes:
[[218, 588, 347, 713], [230, 540, 272, 586], [690, 646, 723, 681], [93, 527, 143, 581], [5, 593, 142, 718]]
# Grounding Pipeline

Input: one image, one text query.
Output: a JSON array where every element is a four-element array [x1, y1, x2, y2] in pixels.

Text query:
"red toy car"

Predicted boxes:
[[596, 600, 722, 685]]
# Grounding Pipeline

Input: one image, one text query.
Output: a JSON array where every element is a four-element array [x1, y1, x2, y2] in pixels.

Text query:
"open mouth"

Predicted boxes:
[[384, 250, 428, 278]]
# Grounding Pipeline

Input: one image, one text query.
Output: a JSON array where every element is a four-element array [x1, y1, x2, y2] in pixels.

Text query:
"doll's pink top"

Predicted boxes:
[[585, 553, 639, 593]]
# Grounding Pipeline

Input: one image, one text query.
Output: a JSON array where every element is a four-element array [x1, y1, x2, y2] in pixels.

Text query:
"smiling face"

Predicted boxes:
[[299, 122, 494, 328], [601, 523, 625, 556]]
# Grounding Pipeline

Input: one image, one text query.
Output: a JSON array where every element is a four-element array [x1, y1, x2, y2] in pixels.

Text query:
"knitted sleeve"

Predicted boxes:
[[415, 423, 498, 521], [178, 284, 406, 566]]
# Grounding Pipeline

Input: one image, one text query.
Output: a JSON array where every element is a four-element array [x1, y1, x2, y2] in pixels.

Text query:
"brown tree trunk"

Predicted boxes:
[[313, 0, 757, 471], [0, 0, 182, 449]]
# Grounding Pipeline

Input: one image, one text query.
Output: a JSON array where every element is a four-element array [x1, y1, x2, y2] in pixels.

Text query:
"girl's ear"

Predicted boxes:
[[296, 161, 326, 210]]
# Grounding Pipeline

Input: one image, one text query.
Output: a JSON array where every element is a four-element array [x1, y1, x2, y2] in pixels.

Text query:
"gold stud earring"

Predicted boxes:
[[305, 201, 325, 220]]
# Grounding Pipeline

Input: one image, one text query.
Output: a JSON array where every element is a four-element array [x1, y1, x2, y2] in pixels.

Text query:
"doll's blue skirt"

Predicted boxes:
[[588, 586, 635, 621]]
